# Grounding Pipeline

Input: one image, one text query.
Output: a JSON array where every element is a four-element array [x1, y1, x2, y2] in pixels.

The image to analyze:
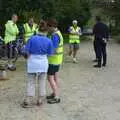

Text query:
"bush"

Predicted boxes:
[[114, 36, 120, 44], [111, 27, 120, 36]]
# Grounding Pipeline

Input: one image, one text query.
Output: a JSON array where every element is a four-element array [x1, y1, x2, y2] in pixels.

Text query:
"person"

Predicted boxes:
[[93, 36, 99, 62], [23, 17, 38, 43], [68, 20, 82, 63], [93, 16, 109, 68], [47, 19, 63, 104], [22, 20, 53, 108], [4, 14, 19, 59]]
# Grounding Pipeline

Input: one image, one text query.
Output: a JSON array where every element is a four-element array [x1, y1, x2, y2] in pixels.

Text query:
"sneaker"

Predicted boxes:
[[21, 101, 34, 108], [47, 98, 61, 104], [73, 58, 78, 63], [46, 93, 55, 100]]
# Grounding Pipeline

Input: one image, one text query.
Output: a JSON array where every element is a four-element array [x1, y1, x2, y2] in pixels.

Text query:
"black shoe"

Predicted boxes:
[[102, 64, 106, 67], [21, 101, 33, 108], [92, 59, 98, 62], [46, 93, 55, 100], [93, 64, 101, 68], [47, 98, 61, 104]]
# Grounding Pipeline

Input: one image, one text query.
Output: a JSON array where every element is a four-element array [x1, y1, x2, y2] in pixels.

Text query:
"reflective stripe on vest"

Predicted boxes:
[[69, 26, 80, 43], [48, 30, 64, 65]]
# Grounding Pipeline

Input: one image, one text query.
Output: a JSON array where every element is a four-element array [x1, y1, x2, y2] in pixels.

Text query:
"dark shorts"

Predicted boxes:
[[47, 64, 60, 75], [69, 43, 80, 49]]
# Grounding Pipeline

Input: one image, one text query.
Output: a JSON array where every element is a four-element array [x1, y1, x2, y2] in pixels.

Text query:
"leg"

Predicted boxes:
[[68, 44, 73, 56], [22, 73, 36, 108], [73, 44, 79, 58], [9, 42, 13, 59], [27, 73, 36, 97], [7, 43, 10, 59], [54, 72, 59, 88], [53, 66, 60, 95], [37, 73, 46, 105], [97, 43, 102, 66], [12, 41, 16, 58], [94, 40, 98, 60], [94, 42, 102, 68], [47, 65, 60, 104], [102, 43, 107, 66], [73, 43, 79, 63], [47, 74, 60, 104], [48, 74, 59, 97]]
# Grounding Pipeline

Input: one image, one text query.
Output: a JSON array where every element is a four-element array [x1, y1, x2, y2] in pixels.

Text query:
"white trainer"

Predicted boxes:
[[73, 58, 78, 63]]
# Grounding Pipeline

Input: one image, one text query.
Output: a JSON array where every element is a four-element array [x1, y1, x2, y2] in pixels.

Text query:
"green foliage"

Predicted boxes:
[[0, 0, 91, 32], [114, 36, 120, 44], [91, 0, 120, 35]]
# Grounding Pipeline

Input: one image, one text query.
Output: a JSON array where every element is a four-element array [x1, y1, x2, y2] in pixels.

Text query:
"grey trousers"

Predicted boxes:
[[27, 73, 46, 98]]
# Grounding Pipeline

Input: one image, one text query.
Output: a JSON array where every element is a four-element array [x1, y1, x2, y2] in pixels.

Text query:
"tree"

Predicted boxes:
[[0, 0, 91, 32]]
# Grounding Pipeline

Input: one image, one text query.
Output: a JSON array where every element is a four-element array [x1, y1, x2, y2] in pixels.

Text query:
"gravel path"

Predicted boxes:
[[0, 40, 120, 120]]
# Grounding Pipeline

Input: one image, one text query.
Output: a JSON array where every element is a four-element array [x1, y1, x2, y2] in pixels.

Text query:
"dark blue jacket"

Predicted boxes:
[[93, 22, 109, 42]]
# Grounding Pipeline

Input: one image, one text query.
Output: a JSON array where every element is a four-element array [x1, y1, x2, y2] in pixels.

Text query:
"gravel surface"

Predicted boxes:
[[0, 40, 120, 120]]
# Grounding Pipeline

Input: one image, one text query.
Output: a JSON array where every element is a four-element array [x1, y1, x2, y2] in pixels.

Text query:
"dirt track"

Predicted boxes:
[[0, 40, 120, 120]]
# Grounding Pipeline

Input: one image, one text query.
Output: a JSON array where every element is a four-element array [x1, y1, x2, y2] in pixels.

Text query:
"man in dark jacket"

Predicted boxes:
[[93, 16, 109, 68]]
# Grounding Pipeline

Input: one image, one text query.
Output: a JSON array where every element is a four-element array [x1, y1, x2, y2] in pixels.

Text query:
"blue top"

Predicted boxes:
[[51, 33, 60, 49], [24, 35, 53, 56]]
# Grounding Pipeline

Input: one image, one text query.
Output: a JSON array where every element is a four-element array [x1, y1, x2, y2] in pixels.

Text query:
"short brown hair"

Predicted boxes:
[[47, 19, 58, 28], [38, 20, 48, 32]]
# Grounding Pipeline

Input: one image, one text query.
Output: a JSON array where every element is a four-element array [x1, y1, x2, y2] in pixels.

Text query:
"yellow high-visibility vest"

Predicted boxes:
[[48, 30, 64, 65], [24, 23, 37, 43], [69, 26, 80, 44], [4, 20, 19, 44]]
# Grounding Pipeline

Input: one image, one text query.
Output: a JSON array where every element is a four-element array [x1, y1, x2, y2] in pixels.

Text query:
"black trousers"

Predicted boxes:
[[96, 41, 107, 66], [93, 40, 98, 59], [6, 41, 16, 59]]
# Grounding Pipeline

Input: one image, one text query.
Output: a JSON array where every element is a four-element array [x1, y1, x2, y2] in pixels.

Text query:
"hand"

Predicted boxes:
[[103, 38, 107, 44]]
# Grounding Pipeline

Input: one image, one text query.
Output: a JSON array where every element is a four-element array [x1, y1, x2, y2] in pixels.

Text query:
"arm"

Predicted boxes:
[[78, 27, 82, 36], [5, 23, 15, 36], [22, 39, 31, 59], [5, 23, 19, 36], [51, 34, 60, 54], [102, 25, 110, 43], [47, 40, 54, 56], [69, 26, 81, 35], [68, 27, 77, 35]]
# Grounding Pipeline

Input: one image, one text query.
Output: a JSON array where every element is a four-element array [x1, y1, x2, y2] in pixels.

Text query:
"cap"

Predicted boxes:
[[72, 20, 78, 24]]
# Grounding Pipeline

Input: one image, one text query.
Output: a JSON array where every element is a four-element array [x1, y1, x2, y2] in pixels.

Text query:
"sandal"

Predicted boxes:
[[37, 97, 46, 106]]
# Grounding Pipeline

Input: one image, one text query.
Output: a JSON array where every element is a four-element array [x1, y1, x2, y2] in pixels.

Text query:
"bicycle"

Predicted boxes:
[[0, 36, 24, 71]]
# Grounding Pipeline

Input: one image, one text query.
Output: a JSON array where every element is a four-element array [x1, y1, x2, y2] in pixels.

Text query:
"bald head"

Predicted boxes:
[[12, 14, 18, 23]]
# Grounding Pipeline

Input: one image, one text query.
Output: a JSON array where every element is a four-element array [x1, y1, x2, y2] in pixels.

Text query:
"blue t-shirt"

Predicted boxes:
[[24, 35, 53, 56], [51, 33, 60, 49]]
